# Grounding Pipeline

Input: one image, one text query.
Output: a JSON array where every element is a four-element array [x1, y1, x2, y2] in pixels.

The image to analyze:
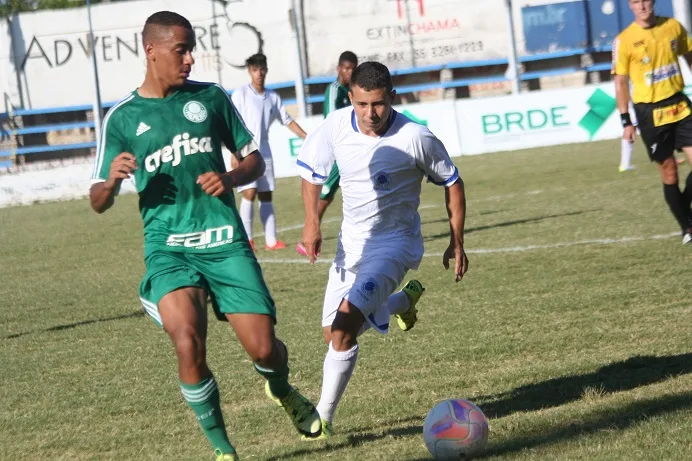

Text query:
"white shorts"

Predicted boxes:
[[237, 157, 275, 192], [322, 259, 407, 334]]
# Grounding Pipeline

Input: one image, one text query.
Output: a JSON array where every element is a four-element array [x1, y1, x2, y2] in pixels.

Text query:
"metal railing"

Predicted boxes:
[[0, 47, 616, 168]]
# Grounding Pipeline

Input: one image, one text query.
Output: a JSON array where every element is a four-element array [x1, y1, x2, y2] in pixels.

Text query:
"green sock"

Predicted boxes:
[[180, 375, 235, 455], [254, 348, 292, 399]]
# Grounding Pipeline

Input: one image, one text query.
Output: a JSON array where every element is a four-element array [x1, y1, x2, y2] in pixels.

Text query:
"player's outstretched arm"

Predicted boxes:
[[442, 180, 468, 282], [287, 121, 307, 140], [301, 179, 322, 264], [89, 152, 137, 214], [198, 150, 265, 197]]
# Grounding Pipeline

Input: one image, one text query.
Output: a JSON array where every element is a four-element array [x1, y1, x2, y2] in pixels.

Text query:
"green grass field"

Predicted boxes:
[[1, 139, 691, 461]]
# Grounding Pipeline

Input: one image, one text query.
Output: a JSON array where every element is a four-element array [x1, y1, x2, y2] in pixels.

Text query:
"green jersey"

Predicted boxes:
[[92, 81, 254, 257], [323, 81, 350, 117]]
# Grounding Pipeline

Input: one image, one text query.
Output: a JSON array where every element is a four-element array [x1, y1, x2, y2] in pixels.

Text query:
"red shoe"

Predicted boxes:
[[248, 239, 256, 252], [265, 240, 287, 250]]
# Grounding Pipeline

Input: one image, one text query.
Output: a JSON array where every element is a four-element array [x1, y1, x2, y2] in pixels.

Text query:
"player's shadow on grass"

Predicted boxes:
[[268, 355, 692, 460], [477, 353, 692, 419], [265, 423, 425, 461], [485, 390, 692, 457], [3, 311, 145, 339], [422, 210, 598, 242]]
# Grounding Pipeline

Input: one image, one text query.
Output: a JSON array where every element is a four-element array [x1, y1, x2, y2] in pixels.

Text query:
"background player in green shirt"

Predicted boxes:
[[89, 11, 321, 460], [297, 51, 357, 256]]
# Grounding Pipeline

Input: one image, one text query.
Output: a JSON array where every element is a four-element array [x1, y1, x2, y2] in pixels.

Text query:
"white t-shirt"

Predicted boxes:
[[231, 84, 292, 159], [297, 108, 459, 275]]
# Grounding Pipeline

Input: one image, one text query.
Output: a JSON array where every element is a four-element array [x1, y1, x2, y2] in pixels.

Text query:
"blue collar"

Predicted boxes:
[[247, 83, 266, 97], [351, 109, 398, 136]]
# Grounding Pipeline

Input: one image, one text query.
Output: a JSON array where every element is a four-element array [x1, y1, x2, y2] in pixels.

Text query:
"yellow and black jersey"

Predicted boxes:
[[612, 16, 692, 104]]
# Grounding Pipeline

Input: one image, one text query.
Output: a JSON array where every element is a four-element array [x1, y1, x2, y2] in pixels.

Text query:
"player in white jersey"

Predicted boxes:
[[232, 53, 307, 250], [296, 62, 469, 437]]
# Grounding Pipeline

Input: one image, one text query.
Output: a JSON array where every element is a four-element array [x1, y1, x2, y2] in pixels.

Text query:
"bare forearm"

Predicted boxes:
[[302, 179, 321, 226], [227, 151, 265, 187], [684, 52, 692, 69], [615, 75, 631, 114], [445, 181, 466, 246], [288, 121, 307, 139], [90, 181, 118, 214]]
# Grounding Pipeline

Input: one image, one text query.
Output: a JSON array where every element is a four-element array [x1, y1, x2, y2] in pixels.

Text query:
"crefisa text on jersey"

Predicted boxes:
[[145, 133, 213, 172]]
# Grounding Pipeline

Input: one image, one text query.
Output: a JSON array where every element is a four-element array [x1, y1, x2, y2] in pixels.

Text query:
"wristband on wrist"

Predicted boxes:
[[620, 113, 633, 127]]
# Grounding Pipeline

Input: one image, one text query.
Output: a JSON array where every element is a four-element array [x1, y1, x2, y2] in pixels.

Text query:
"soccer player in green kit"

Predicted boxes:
[[89, 11, 321, 460]]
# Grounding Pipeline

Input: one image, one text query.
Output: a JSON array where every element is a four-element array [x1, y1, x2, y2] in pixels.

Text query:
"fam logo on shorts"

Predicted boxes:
[[358, 277, 380, 299], [183, 101, 208, 123], [373, 171, 392, 191]]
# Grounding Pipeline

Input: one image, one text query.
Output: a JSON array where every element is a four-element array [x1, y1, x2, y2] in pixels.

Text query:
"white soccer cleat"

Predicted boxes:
[[683, 232, 692, 245]]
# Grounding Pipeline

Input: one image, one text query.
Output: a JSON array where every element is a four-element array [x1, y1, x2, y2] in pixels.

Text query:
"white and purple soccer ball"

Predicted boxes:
[[423, 399, 489, 460]]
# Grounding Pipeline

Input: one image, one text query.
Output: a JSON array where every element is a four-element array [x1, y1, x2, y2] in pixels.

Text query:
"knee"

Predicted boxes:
[[661, 162, 679, 184], [663, 171, 679, 184], [169, 327, 206, 365], [330, 306, 363, 351], [329, 330, 357, 352], [246, 337, 275, 365]]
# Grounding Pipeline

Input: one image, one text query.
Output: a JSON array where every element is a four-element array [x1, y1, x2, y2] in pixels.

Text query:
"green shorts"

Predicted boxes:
[[320, 163, 340, 201], [138, 250, 276, 327]]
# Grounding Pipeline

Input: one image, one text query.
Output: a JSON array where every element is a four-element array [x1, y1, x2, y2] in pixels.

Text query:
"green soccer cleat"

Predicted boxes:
[[396, 280, 425, 331], [301, 418, 333, 441], [265, 381, 322, 438], [214, 449, 239, 461]]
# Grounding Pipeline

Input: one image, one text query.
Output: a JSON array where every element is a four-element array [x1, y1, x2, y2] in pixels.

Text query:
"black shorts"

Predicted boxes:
[[633, 92, 692, 163]]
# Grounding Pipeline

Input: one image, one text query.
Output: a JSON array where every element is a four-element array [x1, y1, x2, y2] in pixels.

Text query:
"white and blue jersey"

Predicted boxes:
[[297, 107, 459, 275]]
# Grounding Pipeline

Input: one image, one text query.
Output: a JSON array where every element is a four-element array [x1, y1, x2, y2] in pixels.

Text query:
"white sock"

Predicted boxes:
[[316, 342, 359, 423], [386, 291, 411, 316], [240, 198, 254, 240], [259, 201, 277, 246], [620, 139, 633, 169]]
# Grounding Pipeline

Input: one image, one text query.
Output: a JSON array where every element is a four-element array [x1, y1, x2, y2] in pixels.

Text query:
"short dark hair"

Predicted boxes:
[[350, 61, 392, 92], [338, 51, 358, 66], [142, 11, 192, 41], [246, 53, 267, 68]]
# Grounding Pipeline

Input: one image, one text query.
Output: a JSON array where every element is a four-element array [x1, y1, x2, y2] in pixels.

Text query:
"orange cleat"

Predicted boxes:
[[265, 240, 287, 250]]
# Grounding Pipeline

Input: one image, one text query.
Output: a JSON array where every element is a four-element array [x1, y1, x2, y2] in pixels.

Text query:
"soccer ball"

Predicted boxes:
[[423, 399, 489, 460]]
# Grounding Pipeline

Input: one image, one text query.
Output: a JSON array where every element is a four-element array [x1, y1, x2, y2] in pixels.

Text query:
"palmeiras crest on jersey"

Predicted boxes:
[[373, 171, 392, 191], [183, 101, 208, 123]]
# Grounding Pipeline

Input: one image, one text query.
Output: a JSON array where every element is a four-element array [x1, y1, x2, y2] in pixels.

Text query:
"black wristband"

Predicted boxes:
[[620, 113, 633, 127]]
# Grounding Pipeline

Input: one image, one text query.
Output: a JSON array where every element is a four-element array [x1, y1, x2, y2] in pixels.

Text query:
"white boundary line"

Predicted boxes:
[[254, 191, 546, 238], [254, 216, 341, 238], [256, 232, 680, 264], [253, 204, 440, 238]]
